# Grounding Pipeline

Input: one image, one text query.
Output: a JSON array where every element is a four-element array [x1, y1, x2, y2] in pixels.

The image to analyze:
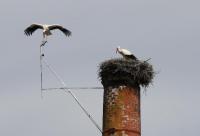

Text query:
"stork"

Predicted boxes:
[[24, 23, 71, 43], [116, 46, 137, 60]]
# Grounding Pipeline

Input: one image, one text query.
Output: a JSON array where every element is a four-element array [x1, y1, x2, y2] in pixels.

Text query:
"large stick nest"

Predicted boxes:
[[98, 58, 155, 88]]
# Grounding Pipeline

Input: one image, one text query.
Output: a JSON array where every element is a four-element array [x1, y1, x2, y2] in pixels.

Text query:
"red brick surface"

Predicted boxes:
[[103, 86, 141, 136]]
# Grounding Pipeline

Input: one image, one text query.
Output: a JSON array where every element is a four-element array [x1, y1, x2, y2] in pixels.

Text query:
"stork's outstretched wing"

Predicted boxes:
[[48, 25, 71, 37], [24, 24, 43, 36]]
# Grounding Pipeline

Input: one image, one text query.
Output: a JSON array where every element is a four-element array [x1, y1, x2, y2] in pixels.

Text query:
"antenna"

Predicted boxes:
[[39, 41, 102, 133], [40, 40, 48, 99]]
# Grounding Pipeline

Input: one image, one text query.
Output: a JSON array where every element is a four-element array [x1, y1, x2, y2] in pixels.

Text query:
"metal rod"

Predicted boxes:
[[42, 87, 103, 91], [40, 44, 42, 98], [40, 40, 47, 99], [143, 58, 151, 62], [42, 58, 102, 133], [134, 58, 152, 67]]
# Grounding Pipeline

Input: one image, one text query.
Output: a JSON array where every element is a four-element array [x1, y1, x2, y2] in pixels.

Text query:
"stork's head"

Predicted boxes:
[[116, 46, 121, 54]]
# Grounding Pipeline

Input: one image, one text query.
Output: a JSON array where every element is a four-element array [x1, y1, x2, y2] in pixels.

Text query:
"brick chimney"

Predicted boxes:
[[99, 58, 154, 136]]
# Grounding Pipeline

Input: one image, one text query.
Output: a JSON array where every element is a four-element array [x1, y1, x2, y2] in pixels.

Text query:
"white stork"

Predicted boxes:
[[24, 23, 71, 42], [116, 46, 137, 60]]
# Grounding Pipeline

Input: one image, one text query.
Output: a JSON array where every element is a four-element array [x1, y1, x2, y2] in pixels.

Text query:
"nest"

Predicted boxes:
[[98, 58, 154, 88]]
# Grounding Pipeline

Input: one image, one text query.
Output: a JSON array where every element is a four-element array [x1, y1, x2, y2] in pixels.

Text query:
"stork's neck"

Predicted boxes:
[[119, 51, 124, 57], [118, 48, 122, 53]]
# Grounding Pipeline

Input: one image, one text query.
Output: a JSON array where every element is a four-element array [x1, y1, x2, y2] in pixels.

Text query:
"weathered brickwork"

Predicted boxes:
[[103, 86, 141, 136]]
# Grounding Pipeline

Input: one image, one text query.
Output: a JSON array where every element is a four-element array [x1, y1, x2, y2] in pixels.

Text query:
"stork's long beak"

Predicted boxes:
[[116, 48, 118, 54]]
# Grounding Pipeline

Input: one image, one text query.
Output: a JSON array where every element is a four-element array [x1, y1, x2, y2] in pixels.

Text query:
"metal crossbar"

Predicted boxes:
[[39, 41, 102, 133], [42, 87, 103, 91]]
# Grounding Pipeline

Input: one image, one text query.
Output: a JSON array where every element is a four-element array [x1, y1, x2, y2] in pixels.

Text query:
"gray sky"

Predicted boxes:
[[0, 0, 200, 135]]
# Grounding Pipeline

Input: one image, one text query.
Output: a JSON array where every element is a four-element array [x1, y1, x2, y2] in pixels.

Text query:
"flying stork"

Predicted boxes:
[[24, 23, 71, 42], [116, 46, 137, 60]]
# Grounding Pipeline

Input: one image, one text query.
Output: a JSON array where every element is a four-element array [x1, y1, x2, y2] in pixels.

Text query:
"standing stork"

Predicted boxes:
[[116, 46, 137, 60], [24, 23, 71, 43]]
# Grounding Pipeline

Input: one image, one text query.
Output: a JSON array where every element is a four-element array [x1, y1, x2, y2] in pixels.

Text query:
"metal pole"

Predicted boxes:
[[40, 40, 47, 99], [40, 43, 43, 99]]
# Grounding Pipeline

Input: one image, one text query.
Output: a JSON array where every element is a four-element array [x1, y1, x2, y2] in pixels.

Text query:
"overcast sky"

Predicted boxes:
[[0, 0, 200, 136]]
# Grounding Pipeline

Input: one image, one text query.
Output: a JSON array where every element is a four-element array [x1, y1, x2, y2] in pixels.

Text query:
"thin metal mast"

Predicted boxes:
[[40, 40, 47, 99], [40, 42, 43, 99]]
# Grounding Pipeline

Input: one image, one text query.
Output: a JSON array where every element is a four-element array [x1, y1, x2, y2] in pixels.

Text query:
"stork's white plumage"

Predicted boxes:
[[116, 46, 137, 60], [24, 23, 71, 41]]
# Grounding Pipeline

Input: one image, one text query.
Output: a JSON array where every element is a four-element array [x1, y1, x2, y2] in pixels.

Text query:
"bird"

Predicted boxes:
[[24, 23, 71, 42], [116, 46, 137, 60]]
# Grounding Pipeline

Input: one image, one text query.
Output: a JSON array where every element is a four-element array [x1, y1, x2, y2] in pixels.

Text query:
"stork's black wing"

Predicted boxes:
[[24, 24, 43, 36], [48, 25, 71, 37], [128, 54, 137, 60]]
